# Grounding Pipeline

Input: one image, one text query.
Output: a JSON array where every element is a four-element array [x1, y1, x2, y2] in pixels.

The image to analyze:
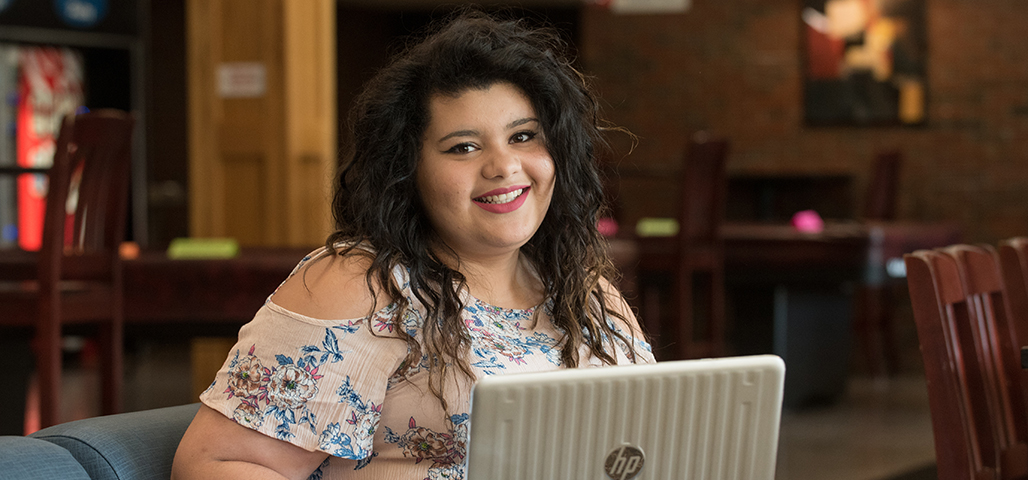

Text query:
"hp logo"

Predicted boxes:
[[604, 445, 645, 480]]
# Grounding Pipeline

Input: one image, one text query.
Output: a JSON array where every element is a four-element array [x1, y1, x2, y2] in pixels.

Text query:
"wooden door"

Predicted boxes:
[[187, 0, 335, 246]]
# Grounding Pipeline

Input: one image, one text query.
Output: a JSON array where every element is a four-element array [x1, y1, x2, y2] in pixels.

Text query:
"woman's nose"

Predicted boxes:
[[481, 147, 521, 179]]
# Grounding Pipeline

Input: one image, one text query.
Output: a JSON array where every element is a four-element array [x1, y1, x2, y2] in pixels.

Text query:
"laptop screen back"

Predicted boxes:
[[466, 354, 785, 480]]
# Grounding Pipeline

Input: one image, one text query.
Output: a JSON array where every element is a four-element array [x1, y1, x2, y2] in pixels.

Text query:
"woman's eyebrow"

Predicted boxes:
[[438, 129, 479, 142], [507, 117, 539, 129], [437, 117, 539, 143]]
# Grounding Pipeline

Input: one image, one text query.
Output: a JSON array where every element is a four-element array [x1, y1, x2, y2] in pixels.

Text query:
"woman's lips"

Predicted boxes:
[[473, 186, 530, 213], [475, 185, 529, 198]]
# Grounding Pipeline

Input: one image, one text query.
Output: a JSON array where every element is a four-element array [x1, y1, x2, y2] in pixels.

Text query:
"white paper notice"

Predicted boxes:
[[609, 0, 692, 14], [218, 62, 267, 98]]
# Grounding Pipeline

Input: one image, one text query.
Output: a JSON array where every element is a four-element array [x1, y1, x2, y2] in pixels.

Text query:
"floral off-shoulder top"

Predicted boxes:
[[199, 247, 655, 480]]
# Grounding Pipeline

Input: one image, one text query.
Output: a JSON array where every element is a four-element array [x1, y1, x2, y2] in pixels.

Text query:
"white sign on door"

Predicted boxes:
[[218, 62, 267, 98], [608, 0, 692, 14]]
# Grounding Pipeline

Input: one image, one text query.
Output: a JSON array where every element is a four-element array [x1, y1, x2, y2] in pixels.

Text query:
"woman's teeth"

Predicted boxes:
[[477, 188, 524, 204]]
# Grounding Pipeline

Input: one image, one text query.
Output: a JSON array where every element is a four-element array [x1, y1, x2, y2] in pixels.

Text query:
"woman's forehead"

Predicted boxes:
[[423, 83, 536, 130]]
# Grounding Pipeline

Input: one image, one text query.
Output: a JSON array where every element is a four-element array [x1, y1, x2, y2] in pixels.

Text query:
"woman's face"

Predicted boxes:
[[417, 82, 556, 260]]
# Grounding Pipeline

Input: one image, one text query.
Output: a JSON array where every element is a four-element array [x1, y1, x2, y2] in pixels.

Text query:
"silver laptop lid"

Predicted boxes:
[[466, 354, 785, 480]]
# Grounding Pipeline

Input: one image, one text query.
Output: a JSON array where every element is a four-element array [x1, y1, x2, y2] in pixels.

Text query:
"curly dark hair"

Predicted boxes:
[[325, 9, 642, 410]]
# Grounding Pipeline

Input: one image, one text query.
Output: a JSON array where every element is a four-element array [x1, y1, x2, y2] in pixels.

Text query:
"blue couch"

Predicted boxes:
[[0, 403, 200, 480]]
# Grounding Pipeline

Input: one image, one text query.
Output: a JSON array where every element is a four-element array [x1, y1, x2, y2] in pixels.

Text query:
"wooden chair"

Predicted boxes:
[[947, 245, 1028, 479], [906, 249, 999, 480], [998, 238, 1028, 347], [907, 245, 1028, 480], [638, 132, 728, 360], [0, 109, 135, 428], [855, 149, 904, 375]]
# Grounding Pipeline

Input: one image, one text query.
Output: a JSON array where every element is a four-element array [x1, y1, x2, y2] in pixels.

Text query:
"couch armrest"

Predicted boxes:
[[29, 403, 201, 480], [0, 435, 91, 479]]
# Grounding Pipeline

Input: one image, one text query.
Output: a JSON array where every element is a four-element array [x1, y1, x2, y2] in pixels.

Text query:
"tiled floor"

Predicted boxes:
[[775, 375, 936, 480], [27, 338, 938, 480]]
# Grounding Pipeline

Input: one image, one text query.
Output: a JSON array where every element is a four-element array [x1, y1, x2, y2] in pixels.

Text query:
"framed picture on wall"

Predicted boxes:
[[801, 0, 927, 126]]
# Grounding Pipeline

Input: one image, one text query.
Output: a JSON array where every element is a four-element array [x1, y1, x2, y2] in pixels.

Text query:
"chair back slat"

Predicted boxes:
[[950, 289, 1004, 474], [678, 132, 728, 244], [69, 112, 134, 252], [863, 150, 902, 221], [999, 238, 1028, 346], [38, 110, 134, 285]]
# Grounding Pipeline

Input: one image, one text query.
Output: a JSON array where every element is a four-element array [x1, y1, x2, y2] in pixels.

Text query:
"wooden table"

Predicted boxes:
[[123, 247, 316, 395], [4, 222, 961, 404], [632, 220, 961, 407], [720, 220, 962, 283], [0, 246, 315, 326], [3, 221, 961, 329], [122, 247, 314, 324]]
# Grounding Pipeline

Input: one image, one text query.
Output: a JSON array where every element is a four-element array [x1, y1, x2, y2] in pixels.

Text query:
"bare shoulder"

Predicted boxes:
[[597, 277, 642, 333], [271, 248, 391, 320]]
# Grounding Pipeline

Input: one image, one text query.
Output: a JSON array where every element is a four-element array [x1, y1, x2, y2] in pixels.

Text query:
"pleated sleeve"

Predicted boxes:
[[199, 301, 409, 460]]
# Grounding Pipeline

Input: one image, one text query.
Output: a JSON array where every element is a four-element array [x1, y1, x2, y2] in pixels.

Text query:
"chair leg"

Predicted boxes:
[[36, 301, 62, 429], [688, 270, 726, 359], [709, 268, 726, 358], [674, 267, 695, 360], [99, 314, 124, 415], [878, 287, 899, 375], [0, 331, 33, 435], [856, 285, 894, 376], [641, 279, 666, 360]]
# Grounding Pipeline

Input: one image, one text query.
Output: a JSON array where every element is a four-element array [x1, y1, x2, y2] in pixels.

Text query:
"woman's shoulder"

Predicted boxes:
[[595, 276, 656, 363], [271, 245, 395, 321], [597, 276, 642, 332]]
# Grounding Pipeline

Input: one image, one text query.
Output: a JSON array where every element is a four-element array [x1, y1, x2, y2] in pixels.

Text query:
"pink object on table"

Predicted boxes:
[[791, 210, 824, 233], [598, 217, 619, 237]]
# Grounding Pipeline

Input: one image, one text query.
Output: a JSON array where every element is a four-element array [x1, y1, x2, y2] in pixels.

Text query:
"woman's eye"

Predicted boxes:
[[510, 131, 537, 144], [445, 143, 477, 154]]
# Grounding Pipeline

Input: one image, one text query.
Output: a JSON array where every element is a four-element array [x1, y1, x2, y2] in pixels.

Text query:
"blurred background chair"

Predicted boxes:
[[0, 109, 135, 429], [638, 132, 728, 360], [855, 149, 904, 375]]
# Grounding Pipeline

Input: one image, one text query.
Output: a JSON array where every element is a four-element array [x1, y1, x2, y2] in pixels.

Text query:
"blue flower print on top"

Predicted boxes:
[[463, 299, 561, 375], [316, 375, 382, 464], [384, 413, 469, 480], [596, 317, 655, 363], [222, 326, 372, 448]]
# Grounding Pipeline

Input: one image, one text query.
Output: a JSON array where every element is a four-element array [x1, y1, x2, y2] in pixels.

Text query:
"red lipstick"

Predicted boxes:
[[475, 185, 529, 198], [473, 185, 530, 214]]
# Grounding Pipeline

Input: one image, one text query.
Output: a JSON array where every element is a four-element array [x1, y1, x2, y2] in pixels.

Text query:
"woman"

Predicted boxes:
[[172, 10, 653, 480]]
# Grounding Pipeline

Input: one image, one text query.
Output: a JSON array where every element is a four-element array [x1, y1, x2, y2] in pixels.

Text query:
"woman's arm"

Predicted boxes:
[[173, 249, 389, 479], [172, 405, 329, 480]]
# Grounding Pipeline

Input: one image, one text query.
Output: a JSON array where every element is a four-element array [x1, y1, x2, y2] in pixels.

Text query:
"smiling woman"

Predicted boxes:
[[172, 9, 652, 480], [418, 82, 556, 266]]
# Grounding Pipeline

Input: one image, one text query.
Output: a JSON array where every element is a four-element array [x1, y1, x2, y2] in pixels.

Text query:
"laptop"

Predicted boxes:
[[466, 354, 785, 480]]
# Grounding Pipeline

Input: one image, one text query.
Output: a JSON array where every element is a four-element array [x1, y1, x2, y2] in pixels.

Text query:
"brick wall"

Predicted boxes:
[[580, 1, 1028, 243]]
